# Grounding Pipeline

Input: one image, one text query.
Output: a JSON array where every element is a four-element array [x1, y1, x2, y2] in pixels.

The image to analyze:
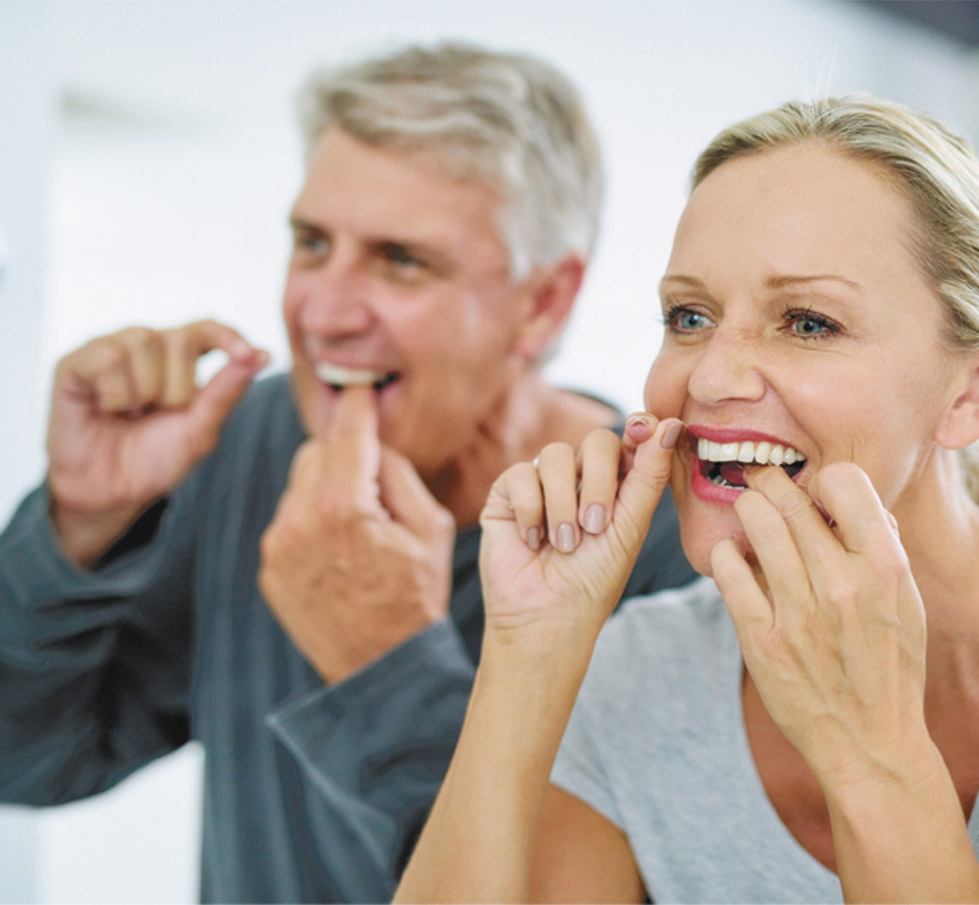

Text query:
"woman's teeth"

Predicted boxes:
[[696, 437, 807, 490], [697, 437, 805, 467], [315, 362, 399, 391]]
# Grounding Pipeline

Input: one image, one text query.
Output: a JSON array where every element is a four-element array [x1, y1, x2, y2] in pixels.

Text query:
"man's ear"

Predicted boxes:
[[936, 353, 979, 450], [513, 253, 586, 361]]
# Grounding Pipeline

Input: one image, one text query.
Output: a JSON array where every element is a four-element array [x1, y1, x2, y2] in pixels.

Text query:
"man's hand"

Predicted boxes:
[[258, 386, 456, 684], [47, 320, 268, 567]]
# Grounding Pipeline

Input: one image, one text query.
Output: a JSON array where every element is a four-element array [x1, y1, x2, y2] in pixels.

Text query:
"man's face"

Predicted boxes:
[[283, 128, 538, 479]]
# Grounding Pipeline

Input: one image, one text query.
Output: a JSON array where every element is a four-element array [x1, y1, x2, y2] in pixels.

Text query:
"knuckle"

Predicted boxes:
[[582, 428, 620, 453], [821, 574, 858, 612], [776, 490, 813, 523], [89, 338, 129, 373], [538, 441, 574, 464], [119, 326, 159, 352]]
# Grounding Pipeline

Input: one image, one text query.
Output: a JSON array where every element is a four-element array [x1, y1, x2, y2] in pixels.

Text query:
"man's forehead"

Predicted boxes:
[[293, 134, 509, 251]]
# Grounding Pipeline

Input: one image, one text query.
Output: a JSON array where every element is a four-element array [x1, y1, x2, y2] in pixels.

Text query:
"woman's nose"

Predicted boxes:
[[687, 328, 767, 405]]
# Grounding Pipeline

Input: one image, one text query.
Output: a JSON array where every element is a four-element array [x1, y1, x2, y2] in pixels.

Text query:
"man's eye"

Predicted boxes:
[[293, 231, 329, 256], [381, 243, 423, 269]]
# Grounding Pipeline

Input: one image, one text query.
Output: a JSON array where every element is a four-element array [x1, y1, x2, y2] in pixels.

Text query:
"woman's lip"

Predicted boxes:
[[686, 424, 799, 447]]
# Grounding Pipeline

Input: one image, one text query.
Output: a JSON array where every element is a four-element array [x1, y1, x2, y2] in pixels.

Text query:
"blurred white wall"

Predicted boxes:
[[3, 0, 979, 901]]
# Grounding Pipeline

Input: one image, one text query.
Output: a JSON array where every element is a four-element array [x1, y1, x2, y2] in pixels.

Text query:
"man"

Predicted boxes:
[[0, 42, 695, 902]]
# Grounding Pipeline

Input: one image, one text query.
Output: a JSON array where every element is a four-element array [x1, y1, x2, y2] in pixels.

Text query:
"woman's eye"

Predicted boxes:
[[664, 306, 712, 333], [783, 308, 841, 339]]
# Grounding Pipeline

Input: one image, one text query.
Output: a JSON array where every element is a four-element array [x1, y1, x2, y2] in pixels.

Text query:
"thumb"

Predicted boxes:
[[186, 350, 268, 451], [378, 446, 455, 542], [612, 416, 682, 549]]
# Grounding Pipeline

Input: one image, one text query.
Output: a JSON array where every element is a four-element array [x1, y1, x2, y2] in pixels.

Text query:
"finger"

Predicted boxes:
[[321, 386, 381, 497], [184, 352, 267, 456], [113, 327, 165, 409], [743, 466, 844, 577], [611, 417, 682, 551], [160, 320, 263, 408], [575, 429, 621, 535], [504, 461, 546, 550], [731, 486, 814, 614], [537, 441, 581, 553], [806, 462, 902, 559], [378, 446, 455, 542], [480, 461, 545, 551], [618, 412, 657, 476], [80, 337, 141, 413], [711, 536, 775, 647]]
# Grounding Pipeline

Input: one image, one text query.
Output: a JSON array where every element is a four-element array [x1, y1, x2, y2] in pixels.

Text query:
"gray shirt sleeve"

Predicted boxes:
[[0, 484, 194, 803], [267, 620, 474, 886]]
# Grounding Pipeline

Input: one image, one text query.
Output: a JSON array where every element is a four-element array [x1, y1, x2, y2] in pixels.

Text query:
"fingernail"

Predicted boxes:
[[526, 526, 542, 551], [583, 503, 606, 534], [557, 522, 577, 552], [627, 414, 651, 429], [661, 420, 682, 450]]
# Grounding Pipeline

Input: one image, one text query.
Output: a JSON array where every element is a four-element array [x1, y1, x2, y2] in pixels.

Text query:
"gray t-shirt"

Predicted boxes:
[[552, 577, 979, 904]]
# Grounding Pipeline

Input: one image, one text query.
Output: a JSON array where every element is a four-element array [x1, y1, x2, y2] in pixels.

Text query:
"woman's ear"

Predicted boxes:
[[936, 353, 979, 450], [512, 254, 586, 361]]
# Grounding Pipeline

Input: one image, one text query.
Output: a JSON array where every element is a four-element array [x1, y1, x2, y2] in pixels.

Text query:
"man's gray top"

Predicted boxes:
[[552, 577, 979, 904], [0, 373, 696, 903]]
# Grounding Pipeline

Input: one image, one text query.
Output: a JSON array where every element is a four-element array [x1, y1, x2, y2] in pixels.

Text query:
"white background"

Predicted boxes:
[[2, 1, 978, 901]]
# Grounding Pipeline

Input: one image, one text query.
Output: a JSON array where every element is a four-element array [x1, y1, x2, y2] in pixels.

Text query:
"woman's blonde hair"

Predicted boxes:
[[692, 95, 979, 500]]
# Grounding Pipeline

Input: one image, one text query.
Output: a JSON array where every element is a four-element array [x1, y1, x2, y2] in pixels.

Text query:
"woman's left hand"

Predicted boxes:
[[710, 461, 929, 786]]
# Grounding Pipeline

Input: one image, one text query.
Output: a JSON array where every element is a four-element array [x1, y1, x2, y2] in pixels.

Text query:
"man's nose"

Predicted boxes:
[[687, 327, 767, 405], [298, 257, 375, 336]]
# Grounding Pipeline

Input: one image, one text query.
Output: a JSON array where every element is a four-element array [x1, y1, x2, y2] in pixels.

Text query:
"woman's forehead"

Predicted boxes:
[[667, 145, 920, 284]]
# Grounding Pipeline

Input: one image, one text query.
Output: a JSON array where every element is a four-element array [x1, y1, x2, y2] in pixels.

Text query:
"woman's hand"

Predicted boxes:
[[710, 463, 979, 903], [478, 414, 682, 656], [711, 462, 928, 782]]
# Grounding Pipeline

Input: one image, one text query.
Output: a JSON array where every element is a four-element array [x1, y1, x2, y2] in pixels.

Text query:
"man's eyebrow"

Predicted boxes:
[[288, 216, 320, 231]]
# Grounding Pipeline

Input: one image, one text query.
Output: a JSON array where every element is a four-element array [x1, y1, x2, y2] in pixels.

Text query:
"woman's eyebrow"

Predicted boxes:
[[659, 272, 865, 292], [764, 272, 864, 292], [659, 274, 705, 290]]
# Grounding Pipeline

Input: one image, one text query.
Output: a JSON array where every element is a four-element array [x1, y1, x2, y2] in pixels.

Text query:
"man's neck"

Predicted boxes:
[[425, 373, 619, 529]]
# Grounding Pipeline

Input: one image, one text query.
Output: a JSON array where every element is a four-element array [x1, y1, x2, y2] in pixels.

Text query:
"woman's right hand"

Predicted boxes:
[[478, 414, 683, 655]]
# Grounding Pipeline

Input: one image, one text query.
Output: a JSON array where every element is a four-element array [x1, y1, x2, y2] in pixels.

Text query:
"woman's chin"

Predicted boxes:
[[679, 519, 750, 579]]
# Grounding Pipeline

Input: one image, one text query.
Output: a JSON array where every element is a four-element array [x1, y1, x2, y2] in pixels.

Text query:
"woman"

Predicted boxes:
[[395, 95, 979, 903]]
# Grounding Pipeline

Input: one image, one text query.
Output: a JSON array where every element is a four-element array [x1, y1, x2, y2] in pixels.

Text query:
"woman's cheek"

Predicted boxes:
[[642, 356, 687, 420]]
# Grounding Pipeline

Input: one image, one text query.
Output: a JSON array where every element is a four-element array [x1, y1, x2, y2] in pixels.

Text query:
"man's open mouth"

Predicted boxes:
[[315, 362, 400, 392], [695, 437, 806, 490]]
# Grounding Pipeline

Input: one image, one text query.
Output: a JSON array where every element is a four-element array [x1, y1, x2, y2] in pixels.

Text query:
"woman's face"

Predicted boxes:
[[645, 143, 965, 575]]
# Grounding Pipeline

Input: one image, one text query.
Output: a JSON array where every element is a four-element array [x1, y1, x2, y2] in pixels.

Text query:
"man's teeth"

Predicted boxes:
[[315, 362, 396, 388], [696, 438, 806, 467]]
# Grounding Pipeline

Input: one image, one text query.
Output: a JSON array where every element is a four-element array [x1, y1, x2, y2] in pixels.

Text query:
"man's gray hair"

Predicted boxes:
[[296, 41, 604, 278]]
